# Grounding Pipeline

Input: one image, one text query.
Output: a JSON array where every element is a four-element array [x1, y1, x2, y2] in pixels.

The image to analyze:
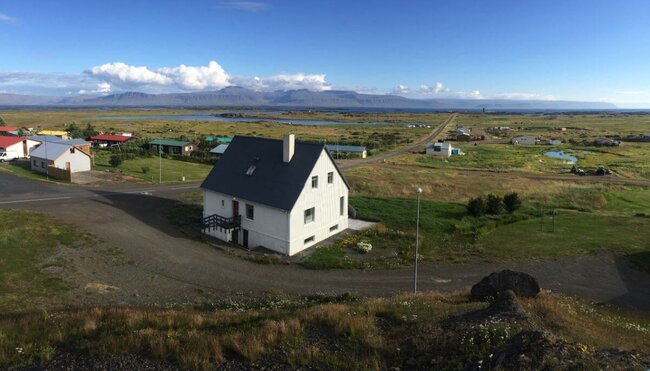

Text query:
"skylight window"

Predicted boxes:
[[245, 165, 256, 176]]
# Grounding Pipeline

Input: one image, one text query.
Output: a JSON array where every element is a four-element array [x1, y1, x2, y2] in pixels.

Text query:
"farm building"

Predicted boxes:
[[0, 137, 41, 160], [0, 126, 19, 136], [426, 141, 452, 157], [547, 138, 563, 145], [512, 136, 537, 145], [89, 134, 134, 147], [210, 144, 229, 156], [201, 134, 350, 256], [37, 130, 70, 140], [324, 144, 367, 158], [30, 142, 92, 179], [149, 139, 195, 156], [644, 133, 650, 139]]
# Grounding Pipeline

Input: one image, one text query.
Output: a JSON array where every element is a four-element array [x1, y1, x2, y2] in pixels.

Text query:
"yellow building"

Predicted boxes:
[[37, 130, 70, 140]]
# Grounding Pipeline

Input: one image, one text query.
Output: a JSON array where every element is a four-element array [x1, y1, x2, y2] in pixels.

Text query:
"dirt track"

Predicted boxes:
[[5, 187, 649, 311]]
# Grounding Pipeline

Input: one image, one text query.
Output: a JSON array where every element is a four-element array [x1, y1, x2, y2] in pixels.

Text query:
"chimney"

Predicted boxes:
[[283, 134, 295, 163]]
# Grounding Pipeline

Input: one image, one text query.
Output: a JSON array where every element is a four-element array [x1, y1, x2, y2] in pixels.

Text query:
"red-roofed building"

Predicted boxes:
[[89, 134, 135, 147], [0, 137, 41, 161], [0, 126, 19, 136]]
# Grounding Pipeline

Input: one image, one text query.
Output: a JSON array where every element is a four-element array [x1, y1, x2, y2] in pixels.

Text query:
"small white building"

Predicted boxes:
[[0, 136, 41, 159], [201, 134, 350, 256], [30, 142, 92, 174], [644, 133, 650, 139], [426, 141, 452, 157], [547, 138, 563, 145], [512, 136, 537, 145]]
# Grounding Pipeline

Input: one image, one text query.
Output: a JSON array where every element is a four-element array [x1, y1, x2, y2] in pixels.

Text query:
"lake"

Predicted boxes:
[[93, 112, 397, 126], [545, 150, 578, 163]]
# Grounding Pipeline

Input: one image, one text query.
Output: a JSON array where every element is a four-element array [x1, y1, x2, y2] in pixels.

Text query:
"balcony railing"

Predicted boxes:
[[203, 214, 241, 232]]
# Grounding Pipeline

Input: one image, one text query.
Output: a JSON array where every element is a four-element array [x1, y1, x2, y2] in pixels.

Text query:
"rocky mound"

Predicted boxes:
[[471, 270, 540, 301]]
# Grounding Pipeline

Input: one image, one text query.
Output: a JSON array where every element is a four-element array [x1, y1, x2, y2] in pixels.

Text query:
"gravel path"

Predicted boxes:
[[7, 189, 650, 311]]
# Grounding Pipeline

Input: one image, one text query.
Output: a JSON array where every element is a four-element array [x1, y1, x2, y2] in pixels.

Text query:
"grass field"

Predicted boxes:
[[0, 210, 92, 310], [93, 152, 213, 183]]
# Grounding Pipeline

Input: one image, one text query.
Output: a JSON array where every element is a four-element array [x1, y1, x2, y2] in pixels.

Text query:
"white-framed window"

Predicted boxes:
[[304, 235, 315, 244], [246, 204, 254, 220], [329, 224, 339, 232], [327, 172, 334, 184], [311, 175, 318, 188], [304, 207, 315, 224], [340, 196, 345, 216], [221, 200, 225, 208]]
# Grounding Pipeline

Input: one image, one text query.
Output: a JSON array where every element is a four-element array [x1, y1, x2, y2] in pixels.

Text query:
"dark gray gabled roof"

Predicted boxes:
[[201, 136, 350, 211]]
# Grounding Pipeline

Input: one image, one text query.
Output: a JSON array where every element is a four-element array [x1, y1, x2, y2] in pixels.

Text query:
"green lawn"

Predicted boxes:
[[0, 210, 91, 309], [0, 161, 64, 184], [94, 152, 213, 183], [479, 211, 650, 259]]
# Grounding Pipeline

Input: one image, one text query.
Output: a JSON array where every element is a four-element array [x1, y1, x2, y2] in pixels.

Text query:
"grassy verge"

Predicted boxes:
[[0, 210, 93, 310], [0, 160, 65, 184], [0, 292, 647, 369]]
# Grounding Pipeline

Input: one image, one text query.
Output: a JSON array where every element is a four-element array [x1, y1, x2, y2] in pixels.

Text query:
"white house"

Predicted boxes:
[[201, 134, 350, 256], [644, 133, 650, 139], [511, 136, 537, 145], [547, 138, 563, 145], [426, 141, 452, 157], [30, 142, 92, 174], [0, 136, 41, 159]]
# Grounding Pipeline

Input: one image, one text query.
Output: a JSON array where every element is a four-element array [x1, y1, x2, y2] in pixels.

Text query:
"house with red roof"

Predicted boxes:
[[0, 136, 41, 161], [89, 134, 135, 148], [0, 126, 19, 136]]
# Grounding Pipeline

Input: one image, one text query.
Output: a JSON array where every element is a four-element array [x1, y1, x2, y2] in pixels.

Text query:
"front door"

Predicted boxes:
[[242, 229, 249, 248], [232, 200, 239, 217], [231, 229, 239, 244]]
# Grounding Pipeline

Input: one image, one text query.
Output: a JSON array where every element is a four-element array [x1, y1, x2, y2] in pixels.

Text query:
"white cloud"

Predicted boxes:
[[0, 12, 17, 23], [391, 84, 410, 95], [418, 82, 450, 94], [216, 1, 269, 12], [86, 60, 332, 93], [87, 62, 173, 87], [78, 82, 111, 95], [157, 61, 230, 90], [234, 73, 331, 92]]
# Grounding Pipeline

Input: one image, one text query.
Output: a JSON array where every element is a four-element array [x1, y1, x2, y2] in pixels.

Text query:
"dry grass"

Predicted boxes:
[[0, 293, 648, 369]]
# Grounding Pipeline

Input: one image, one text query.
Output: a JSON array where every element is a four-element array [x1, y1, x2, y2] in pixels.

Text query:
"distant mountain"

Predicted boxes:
[[0, 88, 617, 110]]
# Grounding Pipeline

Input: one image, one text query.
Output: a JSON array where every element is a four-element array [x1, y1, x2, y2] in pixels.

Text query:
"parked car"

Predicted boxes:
[[0, 151, 19, 162]]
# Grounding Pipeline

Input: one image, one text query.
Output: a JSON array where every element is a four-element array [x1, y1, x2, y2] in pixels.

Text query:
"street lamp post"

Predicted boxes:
[[414, 187, 422, 294], [158, 144, 162, 184]]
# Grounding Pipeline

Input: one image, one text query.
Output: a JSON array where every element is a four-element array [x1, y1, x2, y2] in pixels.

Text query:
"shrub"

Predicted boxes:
[[486, 194, 503, 215], [141, 166, 150, 174], [503, 192, 522, 213], [467, 197, 486, 217], [109, 155, 123, 168], [355, 241, 372, 254]]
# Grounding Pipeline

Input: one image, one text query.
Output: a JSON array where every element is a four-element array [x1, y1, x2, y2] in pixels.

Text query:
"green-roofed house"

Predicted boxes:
[[149, 139, 196, 156], [205, 136, 232, 144]]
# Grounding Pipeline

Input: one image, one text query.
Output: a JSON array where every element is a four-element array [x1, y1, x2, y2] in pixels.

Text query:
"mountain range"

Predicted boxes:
[[0, 87, 617, 110]]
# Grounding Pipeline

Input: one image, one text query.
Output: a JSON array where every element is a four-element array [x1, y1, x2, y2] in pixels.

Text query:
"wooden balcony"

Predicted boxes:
[[202, 214, 241, 232]]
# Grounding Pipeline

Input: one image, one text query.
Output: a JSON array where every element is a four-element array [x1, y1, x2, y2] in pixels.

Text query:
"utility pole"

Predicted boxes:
[[540, 205, 544, 232], [159, 144, 162, 184], [413, 187, 422, 294]]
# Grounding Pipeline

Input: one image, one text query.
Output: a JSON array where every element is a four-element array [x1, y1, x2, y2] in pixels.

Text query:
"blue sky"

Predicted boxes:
[[1, 0, 649, 107]]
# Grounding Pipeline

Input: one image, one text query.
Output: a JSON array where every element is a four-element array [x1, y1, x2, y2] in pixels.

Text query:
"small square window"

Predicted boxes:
[[304, 235, 315, 245], [304, 207, 315, 224], [246, 204, 254, 220], [327, 172, 334, 184], [311, 175, 318, 188]]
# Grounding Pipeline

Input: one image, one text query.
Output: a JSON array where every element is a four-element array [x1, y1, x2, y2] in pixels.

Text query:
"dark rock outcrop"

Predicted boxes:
[[471, 270, 540, 301]]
